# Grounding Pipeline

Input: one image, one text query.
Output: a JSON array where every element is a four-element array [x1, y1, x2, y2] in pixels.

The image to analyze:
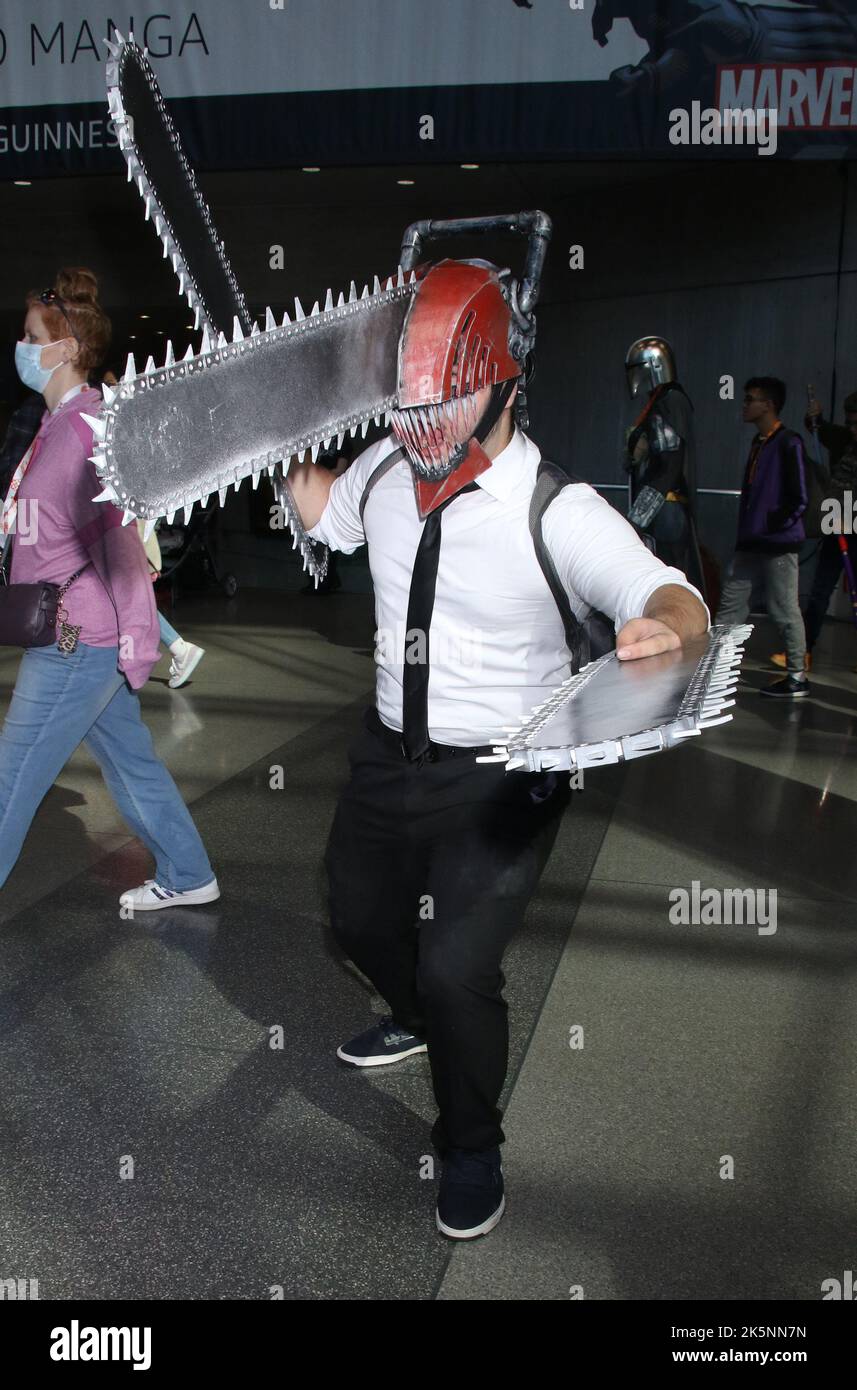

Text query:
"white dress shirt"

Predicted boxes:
[[310, 428, 707, 746]]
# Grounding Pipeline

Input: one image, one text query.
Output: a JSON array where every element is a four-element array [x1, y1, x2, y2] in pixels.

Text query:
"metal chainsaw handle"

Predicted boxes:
[[399, 210, 552, 315]]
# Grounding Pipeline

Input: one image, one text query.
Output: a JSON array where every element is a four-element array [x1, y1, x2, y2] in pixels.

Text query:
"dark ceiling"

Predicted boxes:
[[0, 158, 710, 391]]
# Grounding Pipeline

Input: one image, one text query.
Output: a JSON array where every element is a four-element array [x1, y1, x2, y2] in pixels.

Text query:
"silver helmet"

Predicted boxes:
[[625, 336, 677, 398]]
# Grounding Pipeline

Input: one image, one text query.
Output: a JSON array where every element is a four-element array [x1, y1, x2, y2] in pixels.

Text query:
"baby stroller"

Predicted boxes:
[[156, 498, 239, 603]]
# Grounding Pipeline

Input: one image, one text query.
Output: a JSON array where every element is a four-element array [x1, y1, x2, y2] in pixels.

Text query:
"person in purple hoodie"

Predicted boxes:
[[0, 267, 219, 908], [716, 376, 810, 698]]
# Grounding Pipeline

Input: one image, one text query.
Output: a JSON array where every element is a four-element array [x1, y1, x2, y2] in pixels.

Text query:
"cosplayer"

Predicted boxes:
[[283, 253, 709, 1238], [91, 37, 751, 1241], [625, 335, 706, 597]]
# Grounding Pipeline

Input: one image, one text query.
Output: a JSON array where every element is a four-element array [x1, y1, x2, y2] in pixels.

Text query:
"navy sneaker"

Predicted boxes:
[[436, 1146, 505, 1239], [336, 1015, 427, 1068], [760, 674, 810, 699]]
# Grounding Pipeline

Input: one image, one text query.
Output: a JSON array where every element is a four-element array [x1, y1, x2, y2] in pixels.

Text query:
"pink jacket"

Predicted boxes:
[[10, 388, 160, 690]]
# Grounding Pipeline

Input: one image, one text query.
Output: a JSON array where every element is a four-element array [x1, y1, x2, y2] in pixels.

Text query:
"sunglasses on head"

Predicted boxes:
[[39, 288, 80, 343]]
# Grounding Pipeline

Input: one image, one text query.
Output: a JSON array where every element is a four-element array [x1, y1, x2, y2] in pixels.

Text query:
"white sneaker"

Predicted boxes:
[[119, 877, 220, 911], [168, 642, 205, 689]]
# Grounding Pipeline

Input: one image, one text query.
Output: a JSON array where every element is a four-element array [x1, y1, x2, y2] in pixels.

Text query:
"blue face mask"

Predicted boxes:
[[15, 339, 65, 395]]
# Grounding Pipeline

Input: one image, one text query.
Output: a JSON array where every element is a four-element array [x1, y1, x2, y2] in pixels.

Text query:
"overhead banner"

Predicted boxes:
[[1, 0, 856, 176]]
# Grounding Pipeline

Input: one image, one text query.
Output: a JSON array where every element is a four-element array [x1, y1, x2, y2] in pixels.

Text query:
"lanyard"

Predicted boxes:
[[1, 432, 43, 539]]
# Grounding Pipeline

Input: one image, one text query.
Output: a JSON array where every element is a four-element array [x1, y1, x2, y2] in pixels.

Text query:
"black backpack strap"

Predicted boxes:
[[359, 446, 406, 525], [529, 460, 586, 661], [530, 459, 617, 669]]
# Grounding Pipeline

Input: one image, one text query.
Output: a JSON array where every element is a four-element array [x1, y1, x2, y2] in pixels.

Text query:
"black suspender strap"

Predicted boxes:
[[358, 446, 406, 525]]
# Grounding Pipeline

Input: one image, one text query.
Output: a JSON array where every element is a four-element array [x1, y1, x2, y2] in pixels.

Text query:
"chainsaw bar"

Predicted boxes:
[[85, 272, 418, 549], [477, 624, 753, 772], [106, 32, 251, 336]]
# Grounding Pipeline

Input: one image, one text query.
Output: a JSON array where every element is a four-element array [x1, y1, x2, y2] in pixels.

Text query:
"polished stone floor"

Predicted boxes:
[[0, 590, 855, 1301]]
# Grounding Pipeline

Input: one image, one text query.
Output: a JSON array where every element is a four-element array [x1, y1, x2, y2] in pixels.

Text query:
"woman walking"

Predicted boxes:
[[0, 267, 218, 909]]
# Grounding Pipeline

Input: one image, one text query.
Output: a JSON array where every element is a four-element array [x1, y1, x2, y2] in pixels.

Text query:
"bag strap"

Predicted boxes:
[[528, 459, 584, 657], [358, 448, 600, 667], [359, 446, 406, 524], [57, 563, 91, 600]]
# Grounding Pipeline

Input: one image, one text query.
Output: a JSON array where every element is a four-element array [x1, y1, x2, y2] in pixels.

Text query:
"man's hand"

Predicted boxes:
[[616, 582, 709, 660], [615, 617, 681, 661]]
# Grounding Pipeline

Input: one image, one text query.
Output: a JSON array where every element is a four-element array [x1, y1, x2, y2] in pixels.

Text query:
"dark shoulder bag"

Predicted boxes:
[[0, 529, 90, 652]]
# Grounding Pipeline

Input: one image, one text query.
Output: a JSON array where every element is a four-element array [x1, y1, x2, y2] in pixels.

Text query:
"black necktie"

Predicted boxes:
[[401, 483, 478, 761]]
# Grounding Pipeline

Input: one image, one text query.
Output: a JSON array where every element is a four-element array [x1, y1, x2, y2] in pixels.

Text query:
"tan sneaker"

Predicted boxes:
[[770, 651, 811, 671]]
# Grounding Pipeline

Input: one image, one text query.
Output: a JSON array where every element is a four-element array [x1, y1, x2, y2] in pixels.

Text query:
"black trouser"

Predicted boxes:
[[325, 710, 570, 1155], [804, 534, 857, 652]]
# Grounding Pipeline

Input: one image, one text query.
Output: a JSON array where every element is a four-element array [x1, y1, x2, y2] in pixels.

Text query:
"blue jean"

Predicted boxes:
[[0, 641, 214, 891], [158, 610, 181, 647]]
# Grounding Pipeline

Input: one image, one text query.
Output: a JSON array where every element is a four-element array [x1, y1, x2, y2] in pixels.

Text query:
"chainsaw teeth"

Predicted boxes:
[[81, 412, 107, 442], [487, 625, 755, 773], [273, 474, 330, 585], [106, 33, 251, 338], [91, 271, 415, 525]]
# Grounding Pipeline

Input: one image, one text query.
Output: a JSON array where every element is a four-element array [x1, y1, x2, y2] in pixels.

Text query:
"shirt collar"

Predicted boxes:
[[51, 382, 89, 414], [755, 419, 783, 445], [475, 427, 539, 502]]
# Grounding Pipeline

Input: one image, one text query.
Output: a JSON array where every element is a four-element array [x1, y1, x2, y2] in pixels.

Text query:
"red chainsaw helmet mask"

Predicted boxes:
[[390, 259, 525, 515]]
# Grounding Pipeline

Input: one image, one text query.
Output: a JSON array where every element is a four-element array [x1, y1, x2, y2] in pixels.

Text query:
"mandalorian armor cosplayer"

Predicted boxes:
[[624, 336, 706, 598]]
